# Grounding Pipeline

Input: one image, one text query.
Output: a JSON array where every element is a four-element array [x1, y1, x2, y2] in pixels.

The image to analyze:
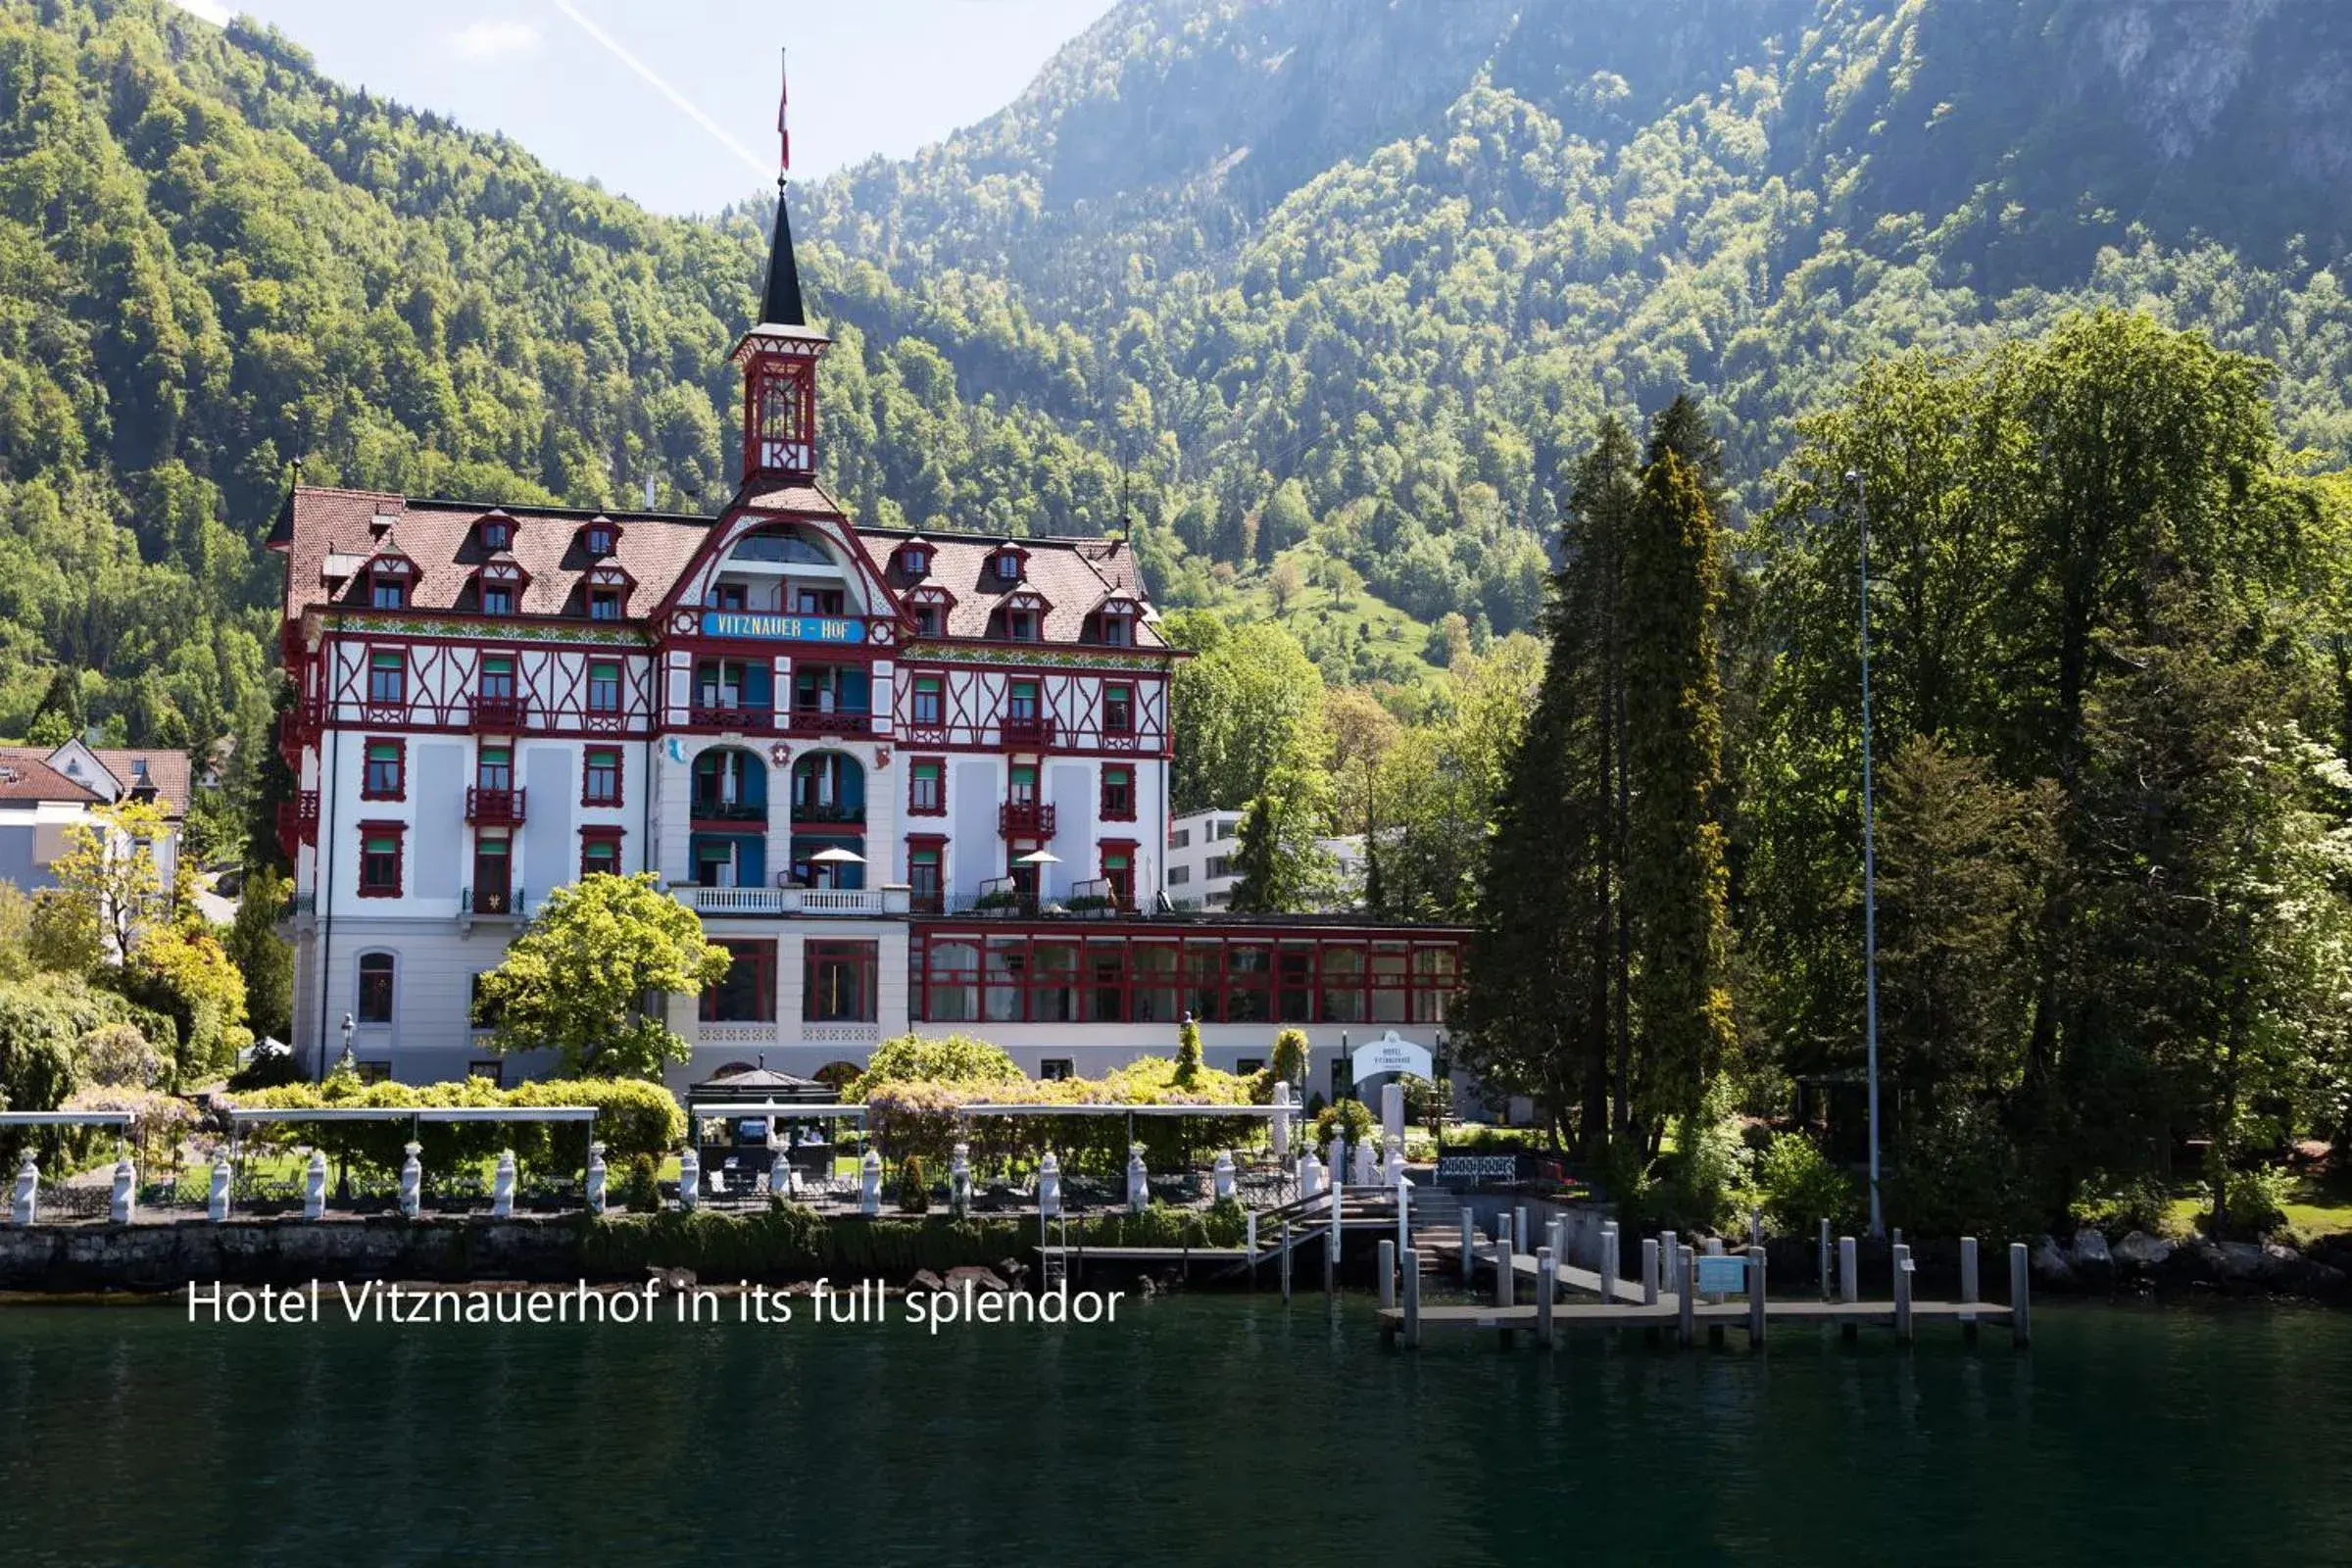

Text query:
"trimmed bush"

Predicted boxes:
[[1745, 1132, 1860, 1235]]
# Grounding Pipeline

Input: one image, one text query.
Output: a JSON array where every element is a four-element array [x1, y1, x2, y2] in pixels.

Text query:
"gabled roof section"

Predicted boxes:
[[856, 527, 1166, 648], [275, 486, 713, 622], [0, 751, 102, 805]]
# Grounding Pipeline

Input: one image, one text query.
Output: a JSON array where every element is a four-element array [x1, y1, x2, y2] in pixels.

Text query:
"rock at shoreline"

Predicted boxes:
[[945, 1266, 1008, 1295], [2069, 1228, 2114, 1282], [2031, 1236, 2074, 1284], [2113, 1231, 2174, 1271], [645, 1265, 697, 1294], [907, 1269, 947, 1294]]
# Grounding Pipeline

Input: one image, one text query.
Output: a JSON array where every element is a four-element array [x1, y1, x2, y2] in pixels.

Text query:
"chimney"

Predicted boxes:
[[643, 475, 657, 511]]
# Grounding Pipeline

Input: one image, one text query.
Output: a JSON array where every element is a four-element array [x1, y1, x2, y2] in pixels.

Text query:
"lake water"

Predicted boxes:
[[2, 1294, 2346, 1565]]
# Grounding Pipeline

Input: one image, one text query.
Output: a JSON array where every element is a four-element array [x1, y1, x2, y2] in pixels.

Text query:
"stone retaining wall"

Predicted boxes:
[[0, 1216, 589, 1293]]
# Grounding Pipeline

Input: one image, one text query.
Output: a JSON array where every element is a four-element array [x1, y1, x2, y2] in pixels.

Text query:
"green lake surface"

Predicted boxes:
[[3, 1294, 2347, 1565]]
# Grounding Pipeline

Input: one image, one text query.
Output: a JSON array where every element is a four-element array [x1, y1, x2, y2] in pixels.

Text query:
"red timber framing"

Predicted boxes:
[[906, 924, 1465, 1029], [316, 631, 657, 740], [892, 661, 1170, 758]]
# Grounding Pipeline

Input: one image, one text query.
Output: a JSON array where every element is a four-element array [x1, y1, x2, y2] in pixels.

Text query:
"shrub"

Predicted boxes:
[[75, 1023, 164, 1089], [512, 1077, 685, 1166], [1174, 1016, 1203, 1087], [853, 1033, 1020, 1097], [1887, 1103, 2042, 1240], [1312, 1098, 1374, 1151], [897, 1153, 930, 1213], [1269, 1028, 1310, 1090], [2213, 1163, 2292, 1237], [621, 1153, 660, 1213], [63, 1086, 192, 1171], [1745, 1132, 1860, 1235]]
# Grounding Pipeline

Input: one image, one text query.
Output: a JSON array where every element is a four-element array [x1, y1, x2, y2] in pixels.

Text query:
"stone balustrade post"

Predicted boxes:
[[211, 1152, 235, 1223], [860, 1149, 882, 1216], [1127, 1144, 1149, 1214], [491, 1150, 516, 1218], [678, 1146, 701, 1212], [396, 1144, 420, 1219], [304, 1151, 327, 1222], [952, 1141, 973, 1217], [1038, 1152, 1062, 1218], [13, 1154, 39, 1227], [584, 1142, 608, 1215], [1212, 1150, 1236, 1201], [111, 1155, 135, 1226]]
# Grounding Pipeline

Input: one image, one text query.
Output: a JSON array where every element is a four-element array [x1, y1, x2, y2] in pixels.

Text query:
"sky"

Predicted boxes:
[[169, 0, 1111, 215]]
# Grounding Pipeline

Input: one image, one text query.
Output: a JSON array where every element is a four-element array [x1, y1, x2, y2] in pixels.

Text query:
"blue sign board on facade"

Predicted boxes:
[[700, 611, 862, 644]]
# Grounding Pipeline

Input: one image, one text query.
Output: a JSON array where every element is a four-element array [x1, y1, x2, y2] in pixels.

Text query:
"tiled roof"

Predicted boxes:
[[274, 482, 1164, 650], [82, 749, 193, 815], [0, 752, 101, 805]]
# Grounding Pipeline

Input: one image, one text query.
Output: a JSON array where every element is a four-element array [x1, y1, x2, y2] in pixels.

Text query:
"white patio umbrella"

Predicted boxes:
[[808, 846, 866, 865], [1014, 848, 1060, 865]]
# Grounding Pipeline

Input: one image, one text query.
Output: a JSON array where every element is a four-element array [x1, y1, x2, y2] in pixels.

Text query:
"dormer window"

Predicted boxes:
[[584, 562, 634, 621], [992, 588, 1050, 642], [912, 604, 942, 637], [582, 519, 617, 558], [479, 514, 514, 552], [1090, 599, 1139, 647], [370, 574, 407, 610], [482, 582, 515, 616], [589, 589, 622, 621], [894, 538, 933, 578], [1007, 610, 1039, 641], [994, 553, 1021, 582]]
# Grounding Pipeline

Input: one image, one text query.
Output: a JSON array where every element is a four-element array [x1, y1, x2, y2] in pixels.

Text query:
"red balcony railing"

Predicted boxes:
[[1003, 713, 1055, 747], [470, 694, 528, 733], [274, 791, 319, 858], [690, 702, 776, 733], [999, 801, 1056, 838], [466, 786, 528, 826], [787, 706, 873, 737]]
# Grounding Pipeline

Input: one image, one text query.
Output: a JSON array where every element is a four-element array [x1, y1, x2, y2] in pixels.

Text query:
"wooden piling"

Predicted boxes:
[[1677, 1246, 1696, 1348], [1379, 1239, 1396, 1309], [1747, 1245, 1767, 1348], [1460, 1211, 1475, 1284], [2009, 1241, 2032, 1348], [1536, 1246, 1556, 1348], [1402, 1251, 1421, 1348], [1893, 1243, 1914, 1344], [1494, 1234, 1514, 1309], [1280, 1220, 1293, 1301], [1515, 1204, 1530, 1252], [1818, 1219, 1832, 1300], [1660, 1229, 1679, 1298], [1642, 1238, 1660, 1306], [1959, 1236, 1980, 1340]]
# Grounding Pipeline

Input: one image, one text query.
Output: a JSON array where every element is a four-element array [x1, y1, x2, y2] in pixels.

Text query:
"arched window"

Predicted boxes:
[[357, 953, 396, 1025]]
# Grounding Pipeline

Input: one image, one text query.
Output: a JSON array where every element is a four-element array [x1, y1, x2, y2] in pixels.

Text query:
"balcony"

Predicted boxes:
[[786, 705, 873, 738], [674, 884, 911, 917], [461, 885, 525, 924], [466, 786, 528, 826], [1000, 801, 1056, 838], [689, 702, 776, 734], [791, 798, 867, 826], [275, 791, 318, 844], [688, 797, 767, 824], [1003, 713, 1055, 748], [469, 695, 529, 733]]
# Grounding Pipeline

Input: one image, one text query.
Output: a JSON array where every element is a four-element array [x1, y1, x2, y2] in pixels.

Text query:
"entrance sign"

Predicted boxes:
[[700, 610, 861, 644], [1350, 1030, 1433, 1085], [1694, 1254, 1749, 1296]]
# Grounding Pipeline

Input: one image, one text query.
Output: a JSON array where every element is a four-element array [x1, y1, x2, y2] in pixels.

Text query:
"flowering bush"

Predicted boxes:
[[63, 1086, 193, 1170]]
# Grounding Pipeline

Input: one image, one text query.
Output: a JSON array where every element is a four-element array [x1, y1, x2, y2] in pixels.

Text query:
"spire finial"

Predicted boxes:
[[758, 47, 806, 327]]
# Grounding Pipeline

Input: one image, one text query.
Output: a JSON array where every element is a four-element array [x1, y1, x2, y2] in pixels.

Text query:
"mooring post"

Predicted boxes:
[[1960, 1236, 1981, 1339], [1396, 1172, 1411, 1273], [1818, 1219, 1833, 1300], [1379, 1239, 1396, 1310], [1838, 1235, 1859, 1302], [1403, 1250, 1422, 1348], [1494, 1232, 1513, 1308], [1514, 1204, 1529, 1254], [2010, 1241, 2032, 1348], [1747, 1245, 1767, 1348], [1677, 1246, 1696, 1348], [1642, 1238, 1661, 1306], [1660, 1228, 1679, 1297], [1281, 1220, 1293, 1301], [1893, 1243, 1915, 1344], [1536, 1245, 1557, 1348], [1247, 1208, 1258, 1261], [1461, 1210, 1475, 1284], [1602, 1223, 1620, 1301], [1324, 1203, 1338, 1298]]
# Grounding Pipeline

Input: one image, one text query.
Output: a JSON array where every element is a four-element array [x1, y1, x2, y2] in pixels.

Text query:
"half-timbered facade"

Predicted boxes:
[[270, 169, 1463, 1087]]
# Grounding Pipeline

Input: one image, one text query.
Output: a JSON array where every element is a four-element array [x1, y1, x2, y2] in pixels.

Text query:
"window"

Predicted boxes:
[[921, 940, 980, 1023], [583, 522, 615, 558], [1101, 842, 1136, 907], [1008, 763, 1038, 805], [1205, 855, 1232, 879], [703, 940, 776, 1022], [1320, 945, 1366, 1023], [478, 656, 514, 701], [911, 604, 942, 637], [467, 1060, 504, 1087], [583, 748, 621, 807], [908, 758, 944, 815], [805, 940, 878, 1023], [587, 662, 620, 713], [1103, 684, 1134, 734], [1167, 865, 1191, 886], [1102, 764, 1134, 821], [1039, 1059, 1074, 1082], [477, 745, 513, 793], [711, 582, 748, 611], [579, 826, 624, 878], [1169, 828, 1191, 850], [480, 517, 513, 551], [481, 582, 515, 616], [357, 953, 395, 1023], [1100, 608, 1134, 647], [362, 739, 405, 800], [589, 589, 621, 621], [1008, 680, 1038, 720], [1006, 610, 1038, 641], [369, 574, 407, 610], [358, 824, 405, 898], [900, 546, 930, 576], [356, 1061, 392, 1086], [1236, 1057, 1265, 1077], [795, 587, 844, 615], [910, 675, 943, 727], [907, 838, 945, 911], [468, 973, 502, 1031], [994, 552, 1020, 581], [368, 651, 406, 707]]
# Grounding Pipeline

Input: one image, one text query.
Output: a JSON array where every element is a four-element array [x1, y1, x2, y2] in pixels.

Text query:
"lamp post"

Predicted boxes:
[[1846, 468, 1884, 1239]]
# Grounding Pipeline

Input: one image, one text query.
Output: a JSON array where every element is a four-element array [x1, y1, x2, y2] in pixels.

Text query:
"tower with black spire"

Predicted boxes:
[[734, 51, 828, 483]]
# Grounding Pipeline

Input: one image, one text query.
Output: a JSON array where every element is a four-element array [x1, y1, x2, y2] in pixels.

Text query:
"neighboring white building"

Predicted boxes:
[[272, 171, 1466, 1091], [1164, 808, 1368, 913], [0, 741, 191, 897]]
